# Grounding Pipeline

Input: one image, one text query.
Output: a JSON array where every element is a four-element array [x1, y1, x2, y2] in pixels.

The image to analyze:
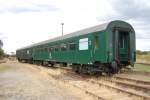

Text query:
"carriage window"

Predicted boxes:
[[69, 42, 76, 50], [61, 43, 67, 51], [95, 35, 99, 49], [79, 38, 88, 50], [49, 47, 53, 52], [27, 50, 30, 54], [51, 47, 54, 52], [119, 33, 124, 48], [37, 48, 39, 52], [37, 48, 40, 52], [41, 48, 44, 52], [44, 48, 48, 52], [55, 48, 58, 51], [54, 46, 59, 51]]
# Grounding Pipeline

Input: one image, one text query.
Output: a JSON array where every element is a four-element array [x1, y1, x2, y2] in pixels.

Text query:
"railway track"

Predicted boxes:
[[114, 76, 150, 86], [67, 73, 150, 100], [101, 77, 150, 94], [60, 67, 150, 100], [87, 78, 150, 100], [27, 63, 150, 100], [48, 71, 134, 100]]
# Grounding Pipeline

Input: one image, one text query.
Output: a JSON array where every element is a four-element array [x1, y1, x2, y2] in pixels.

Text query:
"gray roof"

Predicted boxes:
[[18, 21, 110, 50]]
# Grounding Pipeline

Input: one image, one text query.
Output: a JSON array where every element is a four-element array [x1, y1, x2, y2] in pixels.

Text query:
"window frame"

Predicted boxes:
[[68, 41, 76, 50], [54, 45, 59, 52], [60, 43, 67, 51]]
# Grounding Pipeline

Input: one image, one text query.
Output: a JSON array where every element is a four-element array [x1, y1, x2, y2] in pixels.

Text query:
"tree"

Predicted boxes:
[[0, 48, 4, 58], [0, 40, 3, 48], [136, 50, 149, 55], [136, 50, 142, 55], [0, 40, 4, 59]]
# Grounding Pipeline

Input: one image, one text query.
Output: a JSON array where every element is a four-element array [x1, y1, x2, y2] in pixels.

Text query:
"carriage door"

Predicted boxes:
[[93, 33, 100, 61], [118, 31, 129, 61]]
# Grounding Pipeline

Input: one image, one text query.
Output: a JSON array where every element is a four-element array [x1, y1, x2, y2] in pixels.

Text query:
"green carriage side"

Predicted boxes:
[[30, 25, 107, 64], [16, 20, 136, 73]]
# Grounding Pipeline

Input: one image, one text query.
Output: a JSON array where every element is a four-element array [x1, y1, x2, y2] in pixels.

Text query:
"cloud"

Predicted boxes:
[[112, 0, 150, 22], [0, 0, 150, 53], [97, 0, 150, 21], [137, 39, 150, 51], [96, 0, 150, 51], [97, 0, 150, 37], [0, 3, 59, 13]]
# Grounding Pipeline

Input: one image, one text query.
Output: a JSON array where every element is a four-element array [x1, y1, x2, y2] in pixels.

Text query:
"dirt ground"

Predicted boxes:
[[0, 61, 93, 100], [1, 61, 150, 100]]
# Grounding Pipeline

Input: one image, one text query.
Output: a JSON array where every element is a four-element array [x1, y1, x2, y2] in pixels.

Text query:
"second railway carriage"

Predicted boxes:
[[16, 20, 136, 74]]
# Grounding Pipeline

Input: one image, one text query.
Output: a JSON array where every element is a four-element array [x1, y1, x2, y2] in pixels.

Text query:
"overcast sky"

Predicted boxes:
[[0, 0, 150, 54]]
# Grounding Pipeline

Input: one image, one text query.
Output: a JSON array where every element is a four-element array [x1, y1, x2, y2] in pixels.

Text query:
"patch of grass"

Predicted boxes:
[[0, 65, 12, 72], [133, 64, 150, 72], [136, 54, 150, 62]]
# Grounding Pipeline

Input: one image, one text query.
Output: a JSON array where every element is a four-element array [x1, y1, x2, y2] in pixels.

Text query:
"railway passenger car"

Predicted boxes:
[[16, 20, 136, 74]]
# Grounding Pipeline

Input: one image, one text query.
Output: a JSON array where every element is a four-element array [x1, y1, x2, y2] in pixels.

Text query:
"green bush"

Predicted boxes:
[[136, 50, 150, 55], [0, 48, 4, 59]]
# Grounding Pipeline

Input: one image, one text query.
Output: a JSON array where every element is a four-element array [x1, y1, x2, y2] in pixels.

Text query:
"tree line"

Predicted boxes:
[[136, 50, 150, 55], [0, 40, 4, 59]]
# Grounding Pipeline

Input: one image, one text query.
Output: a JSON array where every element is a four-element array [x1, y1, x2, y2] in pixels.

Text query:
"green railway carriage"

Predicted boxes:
[[16, 20, 136, 74]]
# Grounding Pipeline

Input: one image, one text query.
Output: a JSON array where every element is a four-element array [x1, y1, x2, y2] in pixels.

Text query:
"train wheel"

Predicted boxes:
[[72, 64, 80, 74], [111, 61, 119, 74]]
